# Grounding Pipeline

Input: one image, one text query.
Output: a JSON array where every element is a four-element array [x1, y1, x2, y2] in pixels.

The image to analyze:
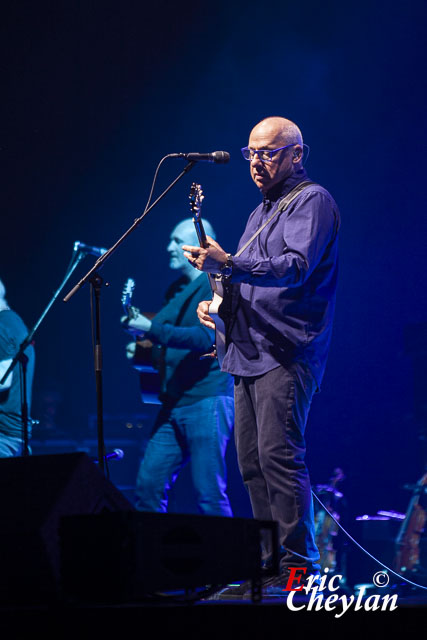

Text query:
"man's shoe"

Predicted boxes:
[[209, 574, 279, 601], [211, 580, 252, 600]]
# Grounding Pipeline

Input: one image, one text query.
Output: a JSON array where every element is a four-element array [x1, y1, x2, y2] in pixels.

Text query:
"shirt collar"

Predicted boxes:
[[262, 168, 309, 208]]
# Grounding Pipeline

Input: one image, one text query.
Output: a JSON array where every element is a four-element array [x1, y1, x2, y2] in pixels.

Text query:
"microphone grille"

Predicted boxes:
[[213, 151, 230, 164]]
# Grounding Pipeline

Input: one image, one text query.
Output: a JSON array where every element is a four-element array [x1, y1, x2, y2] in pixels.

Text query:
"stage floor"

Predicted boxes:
[[1, 590, 426, 637]]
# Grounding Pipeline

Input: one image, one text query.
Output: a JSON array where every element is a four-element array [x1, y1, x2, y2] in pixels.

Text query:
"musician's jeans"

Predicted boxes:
[[233, 363, 320, 574], [135, 395, 234, 516], [0, 433, 25, 457]]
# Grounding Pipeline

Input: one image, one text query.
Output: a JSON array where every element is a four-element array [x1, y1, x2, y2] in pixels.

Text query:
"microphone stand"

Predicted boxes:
[[63, 160, 196, 474], [0, 249, 87, 456]]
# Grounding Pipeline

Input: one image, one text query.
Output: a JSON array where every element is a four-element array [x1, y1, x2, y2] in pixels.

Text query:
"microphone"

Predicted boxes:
[[169, 151, 230, 164], [74, 241, 108, 257], [92, 449, 125, 464]]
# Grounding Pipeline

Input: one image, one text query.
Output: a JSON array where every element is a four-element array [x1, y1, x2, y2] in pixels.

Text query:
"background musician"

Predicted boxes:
[[122, 219, 234, 515], [0, 278, 35, 457]]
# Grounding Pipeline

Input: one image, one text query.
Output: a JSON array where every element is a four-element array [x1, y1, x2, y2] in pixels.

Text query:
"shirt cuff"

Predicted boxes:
[[229, 254, 256, 283]]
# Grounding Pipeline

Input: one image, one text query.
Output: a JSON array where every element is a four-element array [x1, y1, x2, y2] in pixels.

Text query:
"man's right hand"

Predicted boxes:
[[121, 312, 152, 337], [197, 300, 216, 330]]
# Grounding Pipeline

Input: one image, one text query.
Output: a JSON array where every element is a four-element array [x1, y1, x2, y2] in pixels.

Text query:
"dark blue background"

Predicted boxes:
[[1, 1, 426, 521]]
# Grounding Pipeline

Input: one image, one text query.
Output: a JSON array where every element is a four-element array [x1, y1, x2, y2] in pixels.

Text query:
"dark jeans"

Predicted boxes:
[[234, 363, 320, 573], [0, 433, 24, 457], [135, 395, 234, 516]]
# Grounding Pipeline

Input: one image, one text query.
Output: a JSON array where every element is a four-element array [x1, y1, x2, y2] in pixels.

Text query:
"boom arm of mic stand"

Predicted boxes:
[[61, 159, 196, 474], [63, 161, 196, 303], [0, 250, 86, 386]]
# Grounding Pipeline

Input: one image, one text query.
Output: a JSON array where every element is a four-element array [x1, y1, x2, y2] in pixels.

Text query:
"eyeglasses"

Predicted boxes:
[[241, 143, 297, 163]]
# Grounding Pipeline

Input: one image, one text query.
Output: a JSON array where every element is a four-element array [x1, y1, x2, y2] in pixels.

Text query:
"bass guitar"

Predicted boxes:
[[189, 182, 227, 366]]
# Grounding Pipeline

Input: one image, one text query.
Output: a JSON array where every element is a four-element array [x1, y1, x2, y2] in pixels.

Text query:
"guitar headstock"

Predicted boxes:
[[121, 278, 135, 308], [189, 182, 204, 221]]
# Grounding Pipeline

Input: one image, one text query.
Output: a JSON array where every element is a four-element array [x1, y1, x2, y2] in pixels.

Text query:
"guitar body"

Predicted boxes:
[[131, 338, 163, 405], [189, 182, 227, 366], [206, 278, 227, 366]]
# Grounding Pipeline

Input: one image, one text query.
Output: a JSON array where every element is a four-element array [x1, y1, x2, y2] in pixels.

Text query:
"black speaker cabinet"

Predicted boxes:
[[0, 452, 133, 604], [60, 511, 278, 603]]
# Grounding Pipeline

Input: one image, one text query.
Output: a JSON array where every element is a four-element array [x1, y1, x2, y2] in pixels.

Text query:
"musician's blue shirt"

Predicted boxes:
[[221, 168, 340, 389]]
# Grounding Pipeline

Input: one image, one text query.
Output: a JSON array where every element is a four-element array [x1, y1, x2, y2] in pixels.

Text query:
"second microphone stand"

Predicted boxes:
[[0, 249, 87, 456]]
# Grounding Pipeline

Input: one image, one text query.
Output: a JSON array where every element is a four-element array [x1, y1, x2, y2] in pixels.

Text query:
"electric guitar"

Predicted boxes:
[[189, 182, 227, 366], [121, 278, 162, 404]]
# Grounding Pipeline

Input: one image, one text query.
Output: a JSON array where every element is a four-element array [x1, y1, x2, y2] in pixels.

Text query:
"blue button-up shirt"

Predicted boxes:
[[221, 168, 340, 389]]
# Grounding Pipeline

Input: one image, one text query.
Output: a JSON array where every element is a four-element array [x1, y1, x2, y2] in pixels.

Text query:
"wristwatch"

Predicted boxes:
[[220, 253, 233, 279]]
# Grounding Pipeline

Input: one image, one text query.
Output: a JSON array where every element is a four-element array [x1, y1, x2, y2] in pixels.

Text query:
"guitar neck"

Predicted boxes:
[[193, 216, 208, 249]]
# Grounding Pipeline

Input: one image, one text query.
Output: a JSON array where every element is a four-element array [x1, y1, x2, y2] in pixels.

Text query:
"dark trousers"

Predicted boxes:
[[233, 362, 320, 573]]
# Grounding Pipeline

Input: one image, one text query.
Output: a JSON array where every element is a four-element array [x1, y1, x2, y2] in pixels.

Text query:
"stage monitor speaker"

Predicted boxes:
[[0, 452, 134, 604], [60, 511, 278, 603]]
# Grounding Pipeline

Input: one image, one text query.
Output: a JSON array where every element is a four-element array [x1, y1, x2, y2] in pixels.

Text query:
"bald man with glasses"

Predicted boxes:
[[183, 116, 340, 594]]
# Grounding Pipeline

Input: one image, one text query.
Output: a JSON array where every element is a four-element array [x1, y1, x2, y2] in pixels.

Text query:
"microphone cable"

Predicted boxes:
[[142, 154, 182, 219]]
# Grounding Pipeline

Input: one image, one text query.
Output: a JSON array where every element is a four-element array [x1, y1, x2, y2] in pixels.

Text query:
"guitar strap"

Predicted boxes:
[[234, 180, 316, 259], [219, 180, 317, 342]]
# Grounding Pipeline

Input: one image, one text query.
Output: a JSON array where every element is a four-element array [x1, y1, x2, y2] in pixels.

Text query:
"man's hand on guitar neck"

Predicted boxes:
[[197, 300, 216, 330], [121, 312, 152, 338], [125, 342, 136, 359], [182, 235, 228, 273]]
